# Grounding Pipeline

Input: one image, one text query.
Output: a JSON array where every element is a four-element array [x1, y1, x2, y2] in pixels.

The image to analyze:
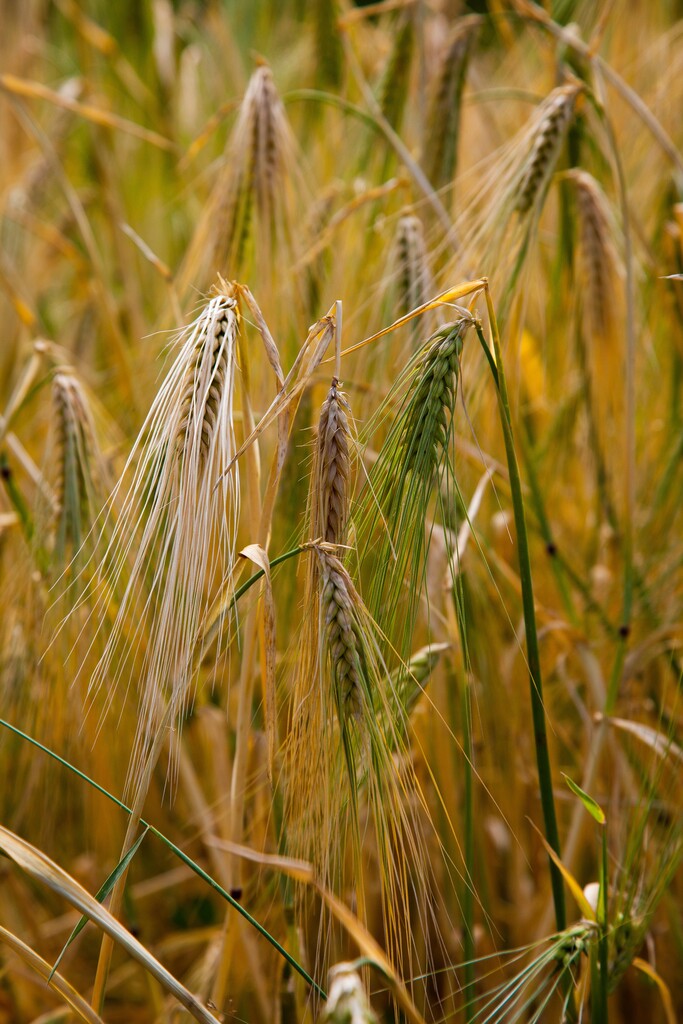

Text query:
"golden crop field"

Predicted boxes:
[[0, 1, 681, 1022]]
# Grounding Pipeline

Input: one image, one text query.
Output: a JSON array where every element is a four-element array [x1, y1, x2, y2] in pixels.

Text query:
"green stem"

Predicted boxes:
[[451, 581, 476, 1023], [477, 287, 566, 932], [597, 826, 609, 1024]]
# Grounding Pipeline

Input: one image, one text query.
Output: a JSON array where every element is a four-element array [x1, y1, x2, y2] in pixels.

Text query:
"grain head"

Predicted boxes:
[[392, 213, 432, 321], [356, 313, 475, 654], [180, 65, 301, 295], [82, 288, 240, 792], [312, 377, 351, 548], [516, 82, 581, 216], [424, 17, 479, 191]]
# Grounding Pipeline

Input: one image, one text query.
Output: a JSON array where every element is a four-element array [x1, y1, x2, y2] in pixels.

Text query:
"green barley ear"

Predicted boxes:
[[470, 924, 596, 1023], [384, 642, 449, 753], [356, 312, 475, 657], [391, 641, 448, 719], [603, 726, 683, 993], [423, 18, 479, 192], [80, 287, 240, 791], [180, 64, 303, 295]]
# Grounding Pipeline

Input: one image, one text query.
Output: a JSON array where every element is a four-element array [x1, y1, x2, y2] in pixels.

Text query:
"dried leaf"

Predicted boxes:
[[0, 825, 220, 1024]]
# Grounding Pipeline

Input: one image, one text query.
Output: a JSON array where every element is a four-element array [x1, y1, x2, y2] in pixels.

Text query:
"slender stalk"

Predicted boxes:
[[596, 825, 609, 1024], [598, 106, 636, 716], [451, 581, 475, 1023], [477, 283, 566, 932]]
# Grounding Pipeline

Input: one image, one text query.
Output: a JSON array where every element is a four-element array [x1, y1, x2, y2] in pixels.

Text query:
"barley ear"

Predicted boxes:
[[50, 370, 101, 570], [180, 65, 302, 294], [81, 288, 240, 795], [356, 313, 475, 655], [312, 377, 351, 547], [392, 214, 432, 327], [516, 83, 581, 216], [424, 18, 479, 191]]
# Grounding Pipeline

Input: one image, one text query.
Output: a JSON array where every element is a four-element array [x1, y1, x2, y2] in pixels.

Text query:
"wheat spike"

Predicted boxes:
[[287, 540, 436, 977], [284, 382, 438, 971], [319, 547, 364, 721], [175, 299, 236, 462]]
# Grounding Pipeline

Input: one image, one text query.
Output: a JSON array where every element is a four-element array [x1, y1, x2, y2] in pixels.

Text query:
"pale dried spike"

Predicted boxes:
[[230, 65, 287, 252], [312, 378, 351, 546], [175, 297, 238, 463], [81, 289, 240, 793], [516, 83, 580, 215]]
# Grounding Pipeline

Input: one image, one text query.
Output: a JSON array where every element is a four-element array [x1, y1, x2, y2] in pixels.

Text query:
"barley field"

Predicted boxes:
[[0, 1, 681, 1022]]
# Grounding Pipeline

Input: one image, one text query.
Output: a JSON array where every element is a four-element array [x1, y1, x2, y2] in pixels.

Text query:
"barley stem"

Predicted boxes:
[[478, 283, 566, 933]]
